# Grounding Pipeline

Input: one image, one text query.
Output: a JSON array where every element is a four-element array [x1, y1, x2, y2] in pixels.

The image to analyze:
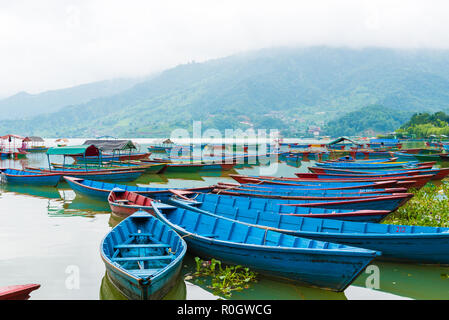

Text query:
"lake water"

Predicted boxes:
[[1, 140, 449, 300]]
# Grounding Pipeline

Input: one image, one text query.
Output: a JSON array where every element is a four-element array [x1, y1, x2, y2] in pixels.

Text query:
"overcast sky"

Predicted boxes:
[[2, 0, 449, 97]]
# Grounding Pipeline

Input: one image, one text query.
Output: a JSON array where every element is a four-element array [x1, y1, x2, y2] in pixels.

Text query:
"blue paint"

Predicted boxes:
[[152, 202, 379, 292], [100, 211, 187, 299]]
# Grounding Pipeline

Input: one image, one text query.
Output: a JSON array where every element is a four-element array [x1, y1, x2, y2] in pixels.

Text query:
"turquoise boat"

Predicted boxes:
[[100, 211, 187, 300], [152, 202, 380, 291]]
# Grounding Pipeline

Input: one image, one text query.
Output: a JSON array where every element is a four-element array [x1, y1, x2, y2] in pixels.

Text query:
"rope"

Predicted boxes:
[[214, 177, 263, 194], [167, 232, 194, 255]]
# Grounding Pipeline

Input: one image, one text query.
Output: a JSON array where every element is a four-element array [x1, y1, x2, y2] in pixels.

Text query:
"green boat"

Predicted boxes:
[[159, 163, 205, 173], [415, 153, 449, 161]]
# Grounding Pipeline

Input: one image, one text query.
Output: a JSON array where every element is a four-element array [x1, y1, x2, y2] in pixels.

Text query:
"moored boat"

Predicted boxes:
[[315, 161, 423, 170], [308, 166, 449, 180], [229, 174, 405, 190], [212, 184, 409, 201], [27, 167, 145, 182], [108, 188, 154, 217], [292, 173, 433, 189], [0, 168, 61, 186], [152, 201, 380, 291], [100, 211, 187, 299], [0, 284, 40, 300], [64, 176, 214, 201], [167, 191, 394, 222], [170, 202, 449, 265]]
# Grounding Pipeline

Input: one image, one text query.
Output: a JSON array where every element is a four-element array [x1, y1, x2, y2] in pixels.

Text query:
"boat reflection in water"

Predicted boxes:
[[108, 212, 126, 228], [100, 272, 187, 300], [0, 184, 61, 199], [352, 261, 449, 300], [47, 189, 111, 217]]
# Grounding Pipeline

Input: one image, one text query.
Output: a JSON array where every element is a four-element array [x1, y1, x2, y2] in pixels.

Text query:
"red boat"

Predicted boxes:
[[229, 174, 424, 189], [108, 188, 201, 217], [0, 284, 40, 300], [108, 189, 154, 217]]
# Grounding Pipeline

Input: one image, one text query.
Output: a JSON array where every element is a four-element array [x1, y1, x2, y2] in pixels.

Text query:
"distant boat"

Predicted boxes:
[[100, 211, 187, 299], [55, 138, 68, 147], [18, 136, 48, 153], [108, 188, 154, 217]]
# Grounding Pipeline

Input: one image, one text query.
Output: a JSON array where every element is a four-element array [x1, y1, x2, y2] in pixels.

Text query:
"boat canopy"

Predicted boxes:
[[46, 145, 100, 156], [82, 139, 136, 152], [23, 136, 44, 142], [327, 136, 362, 146], [1, 134, 24, 140]]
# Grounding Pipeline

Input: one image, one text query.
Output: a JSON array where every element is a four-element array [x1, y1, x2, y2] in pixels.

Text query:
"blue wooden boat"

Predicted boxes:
[[63, 176, 213, 201], [230, 174, 403, 189], [167, 192, 392, 222], [180, 189, 412, 212], [27, 167, 145, 182], [212, 185, 411, 204], [308, 167, 449, 181], [152, 202, 379, 291], [100, 211, 187, 300], [0, 168, 61, 186], [171, 199, 449, 265], [213, 183, 408, 200]]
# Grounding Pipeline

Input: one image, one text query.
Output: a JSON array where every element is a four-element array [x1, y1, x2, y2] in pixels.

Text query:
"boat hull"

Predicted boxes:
[[64, 176, 213, 201], [1, 169, 61, 186], [294, 233, 449, 265], [28, 168, 144, 182], [0, 284, 40, 300], [100, 211, 187, 300], [153, 204, 378, 292], [103, 256, 183, 300]]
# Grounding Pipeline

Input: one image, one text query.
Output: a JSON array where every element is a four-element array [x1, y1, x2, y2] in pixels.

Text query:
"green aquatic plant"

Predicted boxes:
[[383, 183, 449, 227], [186, 257, 258, 298]]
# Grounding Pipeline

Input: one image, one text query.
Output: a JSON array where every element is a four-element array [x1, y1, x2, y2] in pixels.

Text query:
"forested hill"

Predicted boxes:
[[0, 78, 144, 120], [395, 111, 449, 138], [323, 105, 413, 137], [3, 47, 449, 137]]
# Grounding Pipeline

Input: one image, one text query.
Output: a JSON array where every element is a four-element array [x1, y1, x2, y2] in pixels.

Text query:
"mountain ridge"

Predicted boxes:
[[2, 46, 449, 137]]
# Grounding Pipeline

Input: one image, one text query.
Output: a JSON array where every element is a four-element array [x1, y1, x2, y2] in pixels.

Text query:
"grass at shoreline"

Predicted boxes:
[[382, 182, 449, 227]]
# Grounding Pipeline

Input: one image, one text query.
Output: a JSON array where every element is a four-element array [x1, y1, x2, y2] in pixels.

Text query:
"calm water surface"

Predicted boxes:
[[1, 141, 449, 300]]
